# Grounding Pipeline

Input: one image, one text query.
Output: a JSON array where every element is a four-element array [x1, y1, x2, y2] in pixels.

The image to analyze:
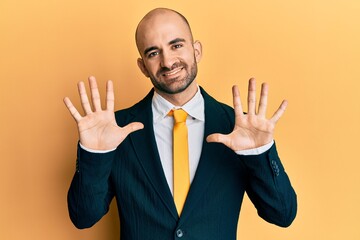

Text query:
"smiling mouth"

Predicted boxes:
[[162, 67, 184, 77]]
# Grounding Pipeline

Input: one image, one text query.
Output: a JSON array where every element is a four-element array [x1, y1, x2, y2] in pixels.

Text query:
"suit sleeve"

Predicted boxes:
[[238, 142, 297, 227], [67, 144, 116, 229]]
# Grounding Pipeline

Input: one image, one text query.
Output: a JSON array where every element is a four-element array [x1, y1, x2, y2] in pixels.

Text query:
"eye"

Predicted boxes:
[[147, 51, 159, 58], [173, 43, 183, 49]]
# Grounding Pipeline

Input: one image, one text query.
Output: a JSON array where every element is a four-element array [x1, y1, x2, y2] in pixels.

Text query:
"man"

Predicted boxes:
[[64, 8, 297, 240]]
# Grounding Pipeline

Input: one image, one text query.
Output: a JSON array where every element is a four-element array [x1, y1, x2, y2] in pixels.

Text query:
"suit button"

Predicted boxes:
[[176, 229, 184, 238]]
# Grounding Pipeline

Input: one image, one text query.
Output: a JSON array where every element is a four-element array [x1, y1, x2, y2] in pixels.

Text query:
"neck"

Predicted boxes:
[[155, 81, 198, 106]]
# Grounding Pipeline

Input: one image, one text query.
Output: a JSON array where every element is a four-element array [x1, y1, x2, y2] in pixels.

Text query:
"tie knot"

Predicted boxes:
[[171, 109, 188, 123]]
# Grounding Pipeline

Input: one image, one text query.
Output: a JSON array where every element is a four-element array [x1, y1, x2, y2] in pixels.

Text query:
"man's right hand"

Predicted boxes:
[[63, 76, 144, 151]]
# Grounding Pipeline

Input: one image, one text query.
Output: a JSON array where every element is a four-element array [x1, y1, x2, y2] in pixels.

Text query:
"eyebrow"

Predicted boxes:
[[144, 46, 158, 56], [169, 38, 186, 45], [143, 38, 187, 56]]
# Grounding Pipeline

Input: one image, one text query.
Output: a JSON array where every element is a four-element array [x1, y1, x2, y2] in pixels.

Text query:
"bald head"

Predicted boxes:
[[135, 8, 194, 55]]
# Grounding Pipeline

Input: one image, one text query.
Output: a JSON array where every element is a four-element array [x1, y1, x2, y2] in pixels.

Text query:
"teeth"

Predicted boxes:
[[164, 68, 182, 76]]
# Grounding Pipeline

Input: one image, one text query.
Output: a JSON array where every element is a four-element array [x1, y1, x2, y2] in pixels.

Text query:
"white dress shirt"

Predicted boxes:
[[80, 86, 274, 195], [152, 87, 205, 194]]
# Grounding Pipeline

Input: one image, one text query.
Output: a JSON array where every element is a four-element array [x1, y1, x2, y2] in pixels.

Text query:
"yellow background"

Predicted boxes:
[[1, 0, 359, 239]]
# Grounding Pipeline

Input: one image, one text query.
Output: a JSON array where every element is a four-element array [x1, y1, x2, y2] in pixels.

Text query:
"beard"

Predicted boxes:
[[149, 59, 198, 95]]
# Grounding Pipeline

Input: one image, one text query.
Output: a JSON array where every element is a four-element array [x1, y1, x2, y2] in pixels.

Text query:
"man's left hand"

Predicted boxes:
[[206, 78, 287, 151]]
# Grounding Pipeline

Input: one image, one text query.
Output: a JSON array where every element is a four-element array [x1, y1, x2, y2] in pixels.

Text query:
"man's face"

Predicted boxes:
[[136, 12, 202, 95]]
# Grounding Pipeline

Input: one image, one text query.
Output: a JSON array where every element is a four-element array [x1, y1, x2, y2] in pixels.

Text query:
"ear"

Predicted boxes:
[[137, 58, 150, 77], [193, 40, 203, 63]]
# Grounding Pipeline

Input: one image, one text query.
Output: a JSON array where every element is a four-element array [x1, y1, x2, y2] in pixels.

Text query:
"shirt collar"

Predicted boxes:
[[152, 85, 205, 123]]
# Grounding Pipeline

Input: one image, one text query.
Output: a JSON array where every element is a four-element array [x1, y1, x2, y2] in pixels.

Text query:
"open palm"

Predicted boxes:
[[64, 76, 143, 151], [206, 78, 287, 151]]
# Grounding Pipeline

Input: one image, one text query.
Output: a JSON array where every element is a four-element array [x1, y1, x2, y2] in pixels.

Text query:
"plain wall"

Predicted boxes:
[[1, 0, 359, 239]]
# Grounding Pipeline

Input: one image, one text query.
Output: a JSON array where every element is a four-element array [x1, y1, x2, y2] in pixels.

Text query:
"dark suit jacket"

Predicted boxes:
[[68, 87, 297, 240]]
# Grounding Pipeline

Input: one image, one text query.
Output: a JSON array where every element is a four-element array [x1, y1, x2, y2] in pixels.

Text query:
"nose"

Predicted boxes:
[[160, 50, 177, 69]]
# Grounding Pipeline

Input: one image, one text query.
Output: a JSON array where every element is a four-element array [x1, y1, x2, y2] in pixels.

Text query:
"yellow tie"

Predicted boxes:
[[170, 109, 190, 215]]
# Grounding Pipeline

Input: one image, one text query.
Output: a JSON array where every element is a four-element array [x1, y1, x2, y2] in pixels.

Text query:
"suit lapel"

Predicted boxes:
[[123, 88, 234, 222], [179, 88, 234, 222], [127, 90, 178, 220]]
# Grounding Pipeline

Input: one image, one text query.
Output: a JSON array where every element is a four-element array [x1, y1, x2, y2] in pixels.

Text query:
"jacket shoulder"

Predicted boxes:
[[200, 86, 235, 125], [114, 89, 154, 126]]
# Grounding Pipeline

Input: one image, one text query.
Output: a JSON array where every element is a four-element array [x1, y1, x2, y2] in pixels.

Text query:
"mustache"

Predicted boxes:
[[157, 62, 186, 76]]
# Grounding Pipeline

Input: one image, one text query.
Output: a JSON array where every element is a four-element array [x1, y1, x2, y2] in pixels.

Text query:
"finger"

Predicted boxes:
[[232, 85, 244, 117], [106, 80, 115, 111], [121, 122, 144, 137], [270, 100, 288, 123], [247, 78, 256, 114], [63, 97, 82, 122], [206, 133, 229, 146], [88, 76, 102, 111], [78, 81, 93, 114], [257, 82, 268, 116]]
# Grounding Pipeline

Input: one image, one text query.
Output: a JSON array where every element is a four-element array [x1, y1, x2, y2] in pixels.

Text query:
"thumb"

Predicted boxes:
[[122, 122, 144, 136], [206, 133, 227, 144]]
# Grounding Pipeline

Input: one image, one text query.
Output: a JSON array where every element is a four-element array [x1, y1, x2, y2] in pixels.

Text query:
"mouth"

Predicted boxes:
[[162, 67, 184, 77]]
